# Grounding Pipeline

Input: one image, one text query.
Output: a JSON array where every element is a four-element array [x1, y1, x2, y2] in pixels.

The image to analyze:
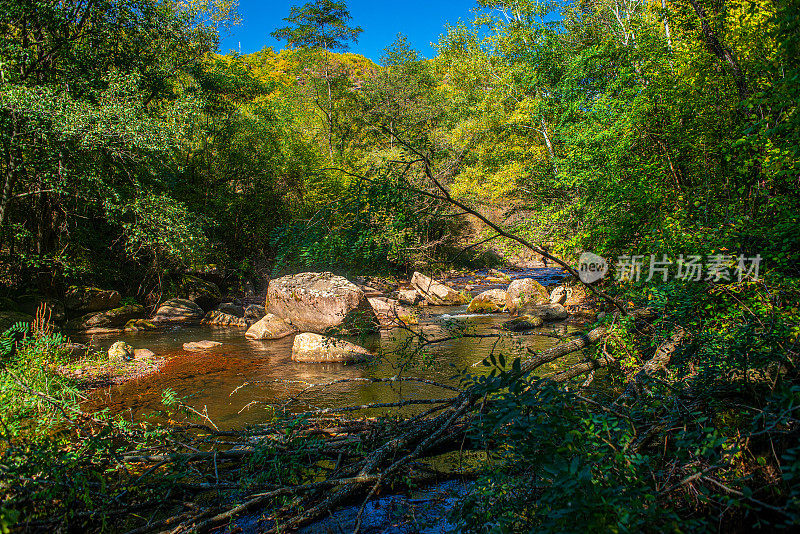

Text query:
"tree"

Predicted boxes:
[[0, 0, 226, 292], [271, 0, 363, 157]]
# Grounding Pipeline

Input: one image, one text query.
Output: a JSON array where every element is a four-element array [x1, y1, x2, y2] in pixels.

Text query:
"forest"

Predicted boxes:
[[1, 0, 799, 531]]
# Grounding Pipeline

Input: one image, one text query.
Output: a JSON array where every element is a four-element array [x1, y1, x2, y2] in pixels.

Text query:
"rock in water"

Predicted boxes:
[[65, 287, 121, 313], [505, 278, 550, 314], [108, 341, 134, 362], [524, 303, 569, 321], [179, 275, 222, 311], [467, 289, 507, 313], [549, 286, 572, 305], [410, 272, 467, 306], [266, 272, 379, 334], [124, 319, 157, 332], [152, 299, 205, 324], [397, 289, 421, 306], [67, 305, 145, 332], [502, 315, 545, 331], [368, 297, 417, 326], [134, 348, 156, 359], [202, 310, 248, 328], [216, 302, 245, 317], [245, 314, 297, 340], [291, 333, 371, 363], [486, 268, 512, 284], [183, 340, 222, 351]]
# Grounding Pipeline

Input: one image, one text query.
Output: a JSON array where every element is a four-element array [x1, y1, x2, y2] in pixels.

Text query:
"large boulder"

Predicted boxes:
[[202, 310, 248, 328], [66, 305, 145, 332], [65, 287, 121, 313], [467, 289, 507, 314], [179, 275, 222, 311], [368, 297, 417, 326], [410, 272, 467, 306], [245, 314, 297, 340], [152, 299, 205, 324], [291, 333, 371, 363], [505, 278, 550, 315], [266, 272, 379, 334]]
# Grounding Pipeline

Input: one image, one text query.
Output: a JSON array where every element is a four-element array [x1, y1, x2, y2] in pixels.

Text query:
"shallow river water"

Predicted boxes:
[[81, 268, 571, 430]]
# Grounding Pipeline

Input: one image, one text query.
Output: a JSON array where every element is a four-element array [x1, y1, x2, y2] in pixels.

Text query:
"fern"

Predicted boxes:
[[0, 322, 29, 358]]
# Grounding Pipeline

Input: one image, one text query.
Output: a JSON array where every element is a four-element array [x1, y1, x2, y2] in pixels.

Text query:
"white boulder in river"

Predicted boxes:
[[245, 314, 297, 340], [505, 278, 550, 315], [291, 333, 371, 363], [266, 272, 379, 334], [410, 272, 467, 306]]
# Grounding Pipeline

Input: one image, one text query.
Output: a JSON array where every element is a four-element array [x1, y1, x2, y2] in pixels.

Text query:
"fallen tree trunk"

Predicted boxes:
[[551, 353, 617, 382], [523, 308, 656, 373], [614, 325, 688, 404]]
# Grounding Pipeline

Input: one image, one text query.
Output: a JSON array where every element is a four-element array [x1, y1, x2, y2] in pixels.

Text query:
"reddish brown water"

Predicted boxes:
[[82, 269, 571, 429]]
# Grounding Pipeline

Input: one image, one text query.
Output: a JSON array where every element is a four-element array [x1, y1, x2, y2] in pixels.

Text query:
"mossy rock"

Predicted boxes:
[[179, 275, 222, 311], [66, 305, 145, 331], [108, 341, 134, 362], [467, 289, 507, 314], [124, 319, 158, 332], [65, 286, 121, 313]]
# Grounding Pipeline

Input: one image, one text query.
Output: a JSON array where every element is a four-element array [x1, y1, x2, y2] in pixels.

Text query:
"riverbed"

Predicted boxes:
[[80, 268, 574, 430]]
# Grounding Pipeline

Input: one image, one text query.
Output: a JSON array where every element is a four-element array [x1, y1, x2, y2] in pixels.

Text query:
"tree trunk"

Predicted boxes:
[[0, 117, 20, 248], [687, 0, 748, 100], [541, 117, 559, 175], [662, 0, 673, 51]]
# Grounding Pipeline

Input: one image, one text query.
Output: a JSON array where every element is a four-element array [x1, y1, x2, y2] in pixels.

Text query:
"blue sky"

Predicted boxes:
[[219, 1, 480, 62]]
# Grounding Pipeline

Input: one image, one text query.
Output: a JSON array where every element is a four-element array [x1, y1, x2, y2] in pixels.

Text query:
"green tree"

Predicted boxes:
[[0, 0, 232, 293], [271, 0, 363, 157]]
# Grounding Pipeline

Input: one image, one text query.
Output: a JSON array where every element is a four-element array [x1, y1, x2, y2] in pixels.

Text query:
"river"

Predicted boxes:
[[80, 268, 573, 430]]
